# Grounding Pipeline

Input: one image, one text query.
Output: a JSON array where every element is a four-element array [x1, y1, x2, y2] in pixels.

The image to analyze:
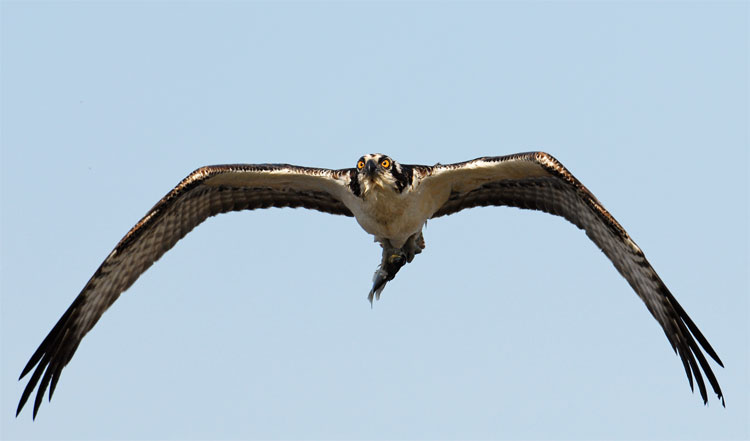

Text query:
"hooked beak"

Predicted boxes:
[[364, 159, 378, 177]]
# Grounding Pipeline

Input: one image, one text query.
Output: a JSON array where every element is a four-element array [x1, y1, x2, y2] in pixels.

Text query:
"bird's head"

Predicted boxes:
[[355, 153, 409, 196]]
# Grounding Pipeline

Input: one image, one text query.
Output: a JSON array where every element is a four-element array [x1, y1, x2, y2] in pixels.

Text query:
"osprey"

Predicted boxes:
[[17, 152, 724, 418]]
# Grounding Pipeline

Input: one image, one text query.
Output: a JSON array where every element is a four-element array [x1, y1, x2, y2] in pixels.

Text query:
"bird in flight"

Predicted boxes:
[[17, 152, 724, 418]]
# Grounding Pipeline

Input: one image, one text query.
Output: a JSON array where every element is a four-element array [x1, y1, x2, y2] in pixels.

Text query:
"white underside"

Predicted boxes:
[[343, 177, 450, 248]]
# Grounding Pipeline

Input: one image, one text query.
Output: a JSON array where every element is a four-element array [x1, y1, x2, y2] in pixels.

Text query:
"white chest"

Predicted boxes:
[[345, 184, 448, 248]]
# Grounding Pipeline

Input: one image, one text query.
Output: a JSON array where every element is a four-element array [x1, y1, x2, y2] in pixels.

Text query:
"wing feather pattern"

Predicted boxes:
[[421, 152, 724, 405], [17, 164, 355, 418]]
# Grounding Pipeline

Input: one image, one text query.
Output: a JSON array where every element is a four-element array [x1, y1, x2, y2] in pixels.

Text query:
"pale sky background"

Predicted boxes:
[[1, 2, 748, 440]]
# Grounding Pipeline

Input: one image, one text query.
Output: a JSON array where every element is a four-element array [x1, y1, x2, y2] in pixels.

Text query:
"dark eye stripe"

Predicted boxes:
[[391, 163, 413, 193]]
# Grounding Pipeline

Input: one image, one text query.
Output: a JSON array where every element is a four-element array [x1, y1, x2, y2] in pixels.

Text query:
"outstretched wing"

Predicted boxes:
[[417, 151, 724, 405], [17, 163, 357, 418]]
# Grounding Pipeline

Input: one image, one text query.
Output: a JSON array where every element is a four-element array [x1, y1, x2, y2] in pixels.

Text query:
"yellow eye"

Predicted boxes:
[[381, 159, 390, 168], [357, 160, 365, 169]]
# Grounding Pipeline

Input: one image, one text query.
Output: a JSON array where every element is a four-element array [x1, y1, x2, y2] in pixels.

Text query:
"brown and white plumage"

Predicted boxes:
[[17, 152, 724, 419]]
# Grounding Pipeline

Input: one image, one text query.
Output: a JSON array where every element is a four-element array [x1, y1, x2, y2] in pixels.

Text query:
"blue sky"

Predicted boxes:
[[1, 2, 747, 439]]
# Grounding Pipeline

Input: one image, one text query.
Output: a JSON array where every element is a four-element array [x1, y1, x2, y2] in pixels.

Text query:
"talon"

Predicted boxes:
[[389, 253, 405, 266]]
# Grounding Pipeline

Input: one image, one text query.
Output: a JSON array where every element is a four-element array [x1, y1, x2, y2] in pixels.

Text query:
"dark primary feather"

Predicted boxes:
[[427, 152, 724, 405], [17, 163, 354, 418]]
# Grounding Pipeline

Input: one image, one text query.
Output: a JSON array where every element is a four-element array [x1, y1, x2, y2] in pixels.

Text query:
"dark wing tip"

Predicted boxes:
[[17, 299, 83, 418], [16, 354, 46, 418], [665, 294, 725, 407]]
